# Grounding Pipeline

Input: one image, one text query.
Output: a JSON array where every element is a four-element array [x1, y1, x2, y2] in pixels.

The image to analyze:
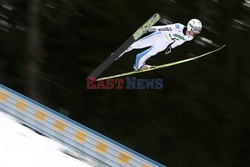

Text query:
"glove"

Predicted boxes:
[[165, 47, 172, 55], [148, 27, 157, 32]]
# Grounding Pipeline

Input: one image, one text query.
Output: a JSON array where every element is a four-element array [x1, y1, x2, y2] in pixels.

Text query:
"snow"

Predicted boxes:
[[0, 111, 93, 167]]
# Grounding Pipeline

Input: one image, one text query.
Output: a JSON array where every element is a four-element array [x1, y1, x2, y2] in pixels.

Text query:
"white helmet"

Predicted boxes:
[[187, 19, 202, 34]]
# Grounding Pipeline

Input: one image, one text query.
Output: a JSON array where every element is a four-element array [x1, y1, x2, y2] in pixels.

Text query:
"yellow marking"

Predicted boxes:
[[16, 100, 27, 112], [54, 120, 66, 132], [0, 91, 9, 101], [35, 110, 47, 122], [96, 142, 108, 153], [74, 131, 87, 143], [118, 152, 131, 165], [133, 13, 160, 40], [143, 164, 151, 167]]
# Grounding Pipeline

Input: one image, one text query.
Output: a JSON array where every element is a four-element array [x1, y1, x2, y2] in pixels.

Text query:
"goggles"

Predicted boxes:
[[191, 27, 201, 34]]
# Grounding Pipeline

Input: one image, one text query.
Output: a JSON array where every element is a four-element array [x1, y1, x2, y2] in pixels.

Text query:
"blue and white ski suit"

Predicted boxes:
[[129, 23, 194, 69]]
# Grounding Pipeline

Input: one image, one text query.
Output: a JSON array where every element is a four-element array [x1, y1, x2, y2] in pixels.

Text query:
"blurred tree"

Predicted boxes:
[[25, 0, 44, 101]]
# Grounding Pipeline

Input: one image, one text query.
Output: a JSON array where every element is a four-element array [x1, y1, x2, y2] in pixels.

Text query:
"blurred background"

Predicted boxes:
[[0, 0, 250, 166]]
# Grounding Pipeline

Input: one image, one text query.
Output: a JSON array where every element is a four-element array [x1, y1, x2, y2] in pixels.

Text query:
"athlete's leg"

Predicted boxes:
[[130, 31, 162, 49], [116, 31, 162, 60], [135, 42, 170, 69]]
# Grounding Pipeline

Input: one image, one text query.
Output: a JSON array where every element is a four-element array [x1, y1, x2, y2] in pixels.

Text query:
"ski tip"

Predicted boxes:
[[216, 44, 226, 50], [155, 13, 160, 17], [219, 44, 226, 49]]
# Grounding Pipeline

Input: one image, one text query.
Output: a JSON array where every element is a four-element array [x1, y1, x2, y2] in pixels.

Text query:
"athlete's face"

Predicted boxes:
[[189, 30, 199, 37]]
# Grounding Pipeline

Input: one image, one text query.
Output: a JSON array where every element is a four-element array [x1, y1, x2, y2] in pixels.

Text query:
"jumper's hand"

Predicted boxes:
[[165, 47, 172, 55]]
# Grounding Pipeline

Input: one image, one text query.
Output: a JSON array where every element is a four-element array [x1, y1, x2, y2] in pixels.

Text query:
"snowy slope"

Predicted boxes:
[[0, 111, 94, 167]]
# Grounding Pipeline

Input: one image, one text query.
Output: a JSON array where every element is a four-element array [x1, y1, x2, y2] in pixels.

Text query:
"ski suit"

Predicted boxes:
[[128, 23, 194, 69]]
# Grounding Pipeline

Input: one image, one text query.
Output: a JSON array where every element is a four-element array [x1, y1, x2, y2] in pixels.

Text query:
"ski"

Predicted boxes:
[[88, 13, 161, 78], [97, 45, 225, 81]]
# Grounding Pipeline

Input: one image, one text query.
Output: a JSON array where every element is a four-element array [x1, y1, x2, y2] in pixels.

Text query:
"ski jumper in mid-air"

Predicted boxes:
[[119, 19, 202, 70]]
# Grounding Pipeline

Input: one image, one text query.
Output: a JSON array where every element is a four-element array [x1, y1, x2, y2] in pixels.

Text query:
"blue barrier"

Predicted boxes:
[[0, 84, 165, 167]]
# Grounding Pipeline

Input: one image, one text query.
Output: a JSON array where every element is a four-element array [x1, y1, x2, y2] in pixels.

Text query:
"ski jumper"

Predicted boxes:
[[129, 23, 194, 69]]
